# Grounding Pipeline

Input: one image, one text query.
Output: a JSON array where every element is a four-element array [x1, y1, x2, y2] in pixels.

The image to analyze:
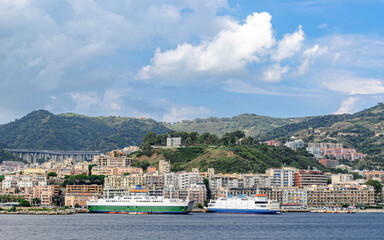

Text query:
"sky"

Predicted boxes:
[[0, 0, 383, 124]]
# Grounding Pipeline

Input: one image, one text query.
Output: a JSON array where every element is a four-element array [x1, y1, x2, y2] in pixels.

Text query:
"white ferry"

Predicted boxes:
[[207, 194, 281, 214], [87, 187, 193, 214]]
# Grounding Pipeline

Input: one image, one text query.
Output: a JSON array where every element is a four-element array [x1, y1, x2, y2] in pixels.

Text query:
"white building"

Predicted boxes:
[[265, 167, 296, 188], [285, 139, 305, 150], [166, 137, 182, 147], [2, 173, 47, 188]]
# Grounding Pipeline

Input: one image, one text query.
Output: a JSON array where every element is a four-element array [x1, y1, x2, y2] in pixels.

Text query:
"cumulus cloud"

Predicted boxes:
[[324, 77, 384, 95], [262, 64, 290, 82], [296, 44, 328, 75], [271, 25, 305, 62], [140, 12, 275, 81], [334, 96, 360, 114]]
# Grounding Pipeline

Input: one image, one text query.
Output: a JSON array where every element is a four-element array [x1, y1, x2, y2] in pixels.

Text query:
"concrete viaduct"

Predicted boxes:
[[4, 149, 101, 163]]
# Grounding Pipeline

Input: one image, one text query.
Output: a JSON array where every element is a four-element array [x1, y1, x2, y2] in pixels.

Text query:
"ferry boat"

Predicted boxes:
[[87, 187, 193, 214], [207, 194, 281, 214]]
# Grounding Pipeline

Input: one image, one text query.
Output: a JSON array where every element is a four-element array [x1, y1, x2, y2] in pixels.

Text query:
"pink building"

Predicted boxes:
[[264, 140, 282, 147], [321, 148, 366, 161]]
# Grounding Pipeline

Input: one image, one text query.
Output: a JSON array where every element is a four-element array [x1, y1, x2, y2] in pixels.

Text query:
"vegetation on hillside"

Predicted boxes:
[[168, 114, 307, 137], [0, 146, 25, 164], [135, 131, 327, 174], [0, 110, 169, 151]]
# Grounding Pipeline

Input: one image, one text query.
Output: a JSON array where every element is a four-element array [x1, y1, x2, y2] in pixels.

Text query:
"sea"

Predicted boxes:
[[1, 213, 383, 240]]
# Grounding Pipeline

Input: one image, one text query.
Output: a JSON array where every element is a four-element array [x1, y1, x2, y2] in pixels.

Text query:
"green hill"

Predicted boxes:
[[168, 114, 308, 137], [261, 103, 384, 169], [132, 141, 327, 174], [0, 110, 170, 151]]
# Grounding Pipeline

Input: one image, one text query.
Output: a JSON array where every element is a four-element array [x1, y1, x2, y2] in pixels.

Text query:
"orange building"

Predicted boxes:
[[65, 185, 103, 207]]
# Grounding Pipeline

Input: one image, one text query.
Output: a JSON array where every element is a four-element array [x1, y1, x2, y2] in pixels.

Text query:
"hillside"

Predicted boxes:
[[0, 110, 170, 151], [261, 103, 384, 169], [132, 144, 327, 174], [168, 114, 308, 137]]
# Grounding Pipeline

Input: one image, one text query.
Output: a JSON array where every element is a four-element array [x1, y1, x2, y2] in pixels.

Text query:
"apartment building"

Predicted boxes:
[[65, 185, 103, 207], [294, 170, 327, 188], [2, 174, 47, 188], [265, 168, 296, 188], [306, 186, 375, 207]]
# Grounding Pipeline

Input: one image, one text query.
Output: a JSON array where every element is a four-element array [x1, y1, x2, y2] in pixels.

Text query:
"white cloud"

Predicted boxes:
[[70, 88, 131, 113], [324, 77, 384, 95], [334, 96, 360, 114], [271, 25, 305, 62], [318, 23, 328, 29], [262, 64, 289, 82], [296, 44, 328, 75], [224, 79, 290, 95], [70, 92, 101, 109], [162, 105, 210, 123], [140, 12, 275, 81]]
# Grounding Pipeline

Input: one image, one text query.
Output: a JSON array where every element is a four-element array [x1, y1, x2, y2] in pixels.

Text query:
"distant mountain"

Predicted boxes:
[[260, 103, 384, 169], [0, 110, 170, 151], [168, 114, 309, 137], [1, 103, 384, 167]]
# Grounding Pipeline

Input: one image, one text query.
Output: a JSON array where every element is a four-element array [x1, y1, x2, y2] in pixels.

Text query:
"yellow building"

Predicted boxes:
[[23, 168, 47, 175]]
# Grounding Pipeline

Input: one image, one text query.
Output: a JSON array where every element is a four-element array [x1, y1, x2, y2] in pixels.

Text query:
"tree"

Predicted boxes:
[[32, 198, 41, 206], [143, 132, 157, 145], [366, 179, 383, 203], [0, 175, 4, 182], [123, 172, 131, 175], [140, 142, 153, 157], [47, 172, 57, 177], [19, 199, 31, 207], [88, 164, 97, 173]]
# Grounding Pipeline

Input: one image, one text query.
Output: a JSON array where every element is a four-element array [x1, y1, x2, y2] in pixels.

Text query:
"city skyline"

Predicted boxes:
[[0, 0, 383, 124]]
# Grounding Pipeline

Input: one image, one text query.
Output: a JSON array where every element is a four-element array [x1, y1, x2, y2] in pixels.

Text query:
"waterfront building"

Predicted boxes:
[[294, 170, 327, 188], [282, 188, 308, 208], [164, 184, 206, 206], [33, 185, 59, 206], [306, 185, 375, 207], [65, 185, 103, 207]]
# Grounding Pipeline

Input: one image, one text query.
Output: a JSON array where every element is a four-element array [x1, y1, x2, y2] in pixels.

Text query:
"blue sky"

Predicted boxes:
[[0, 0, 383, 123]]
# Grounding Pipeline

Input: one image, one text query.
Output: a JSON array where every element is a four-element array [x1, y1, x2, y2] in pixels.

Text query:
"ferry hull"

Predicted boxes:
[[88, 205, 190, 214], [207, 208, 280, 214]]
